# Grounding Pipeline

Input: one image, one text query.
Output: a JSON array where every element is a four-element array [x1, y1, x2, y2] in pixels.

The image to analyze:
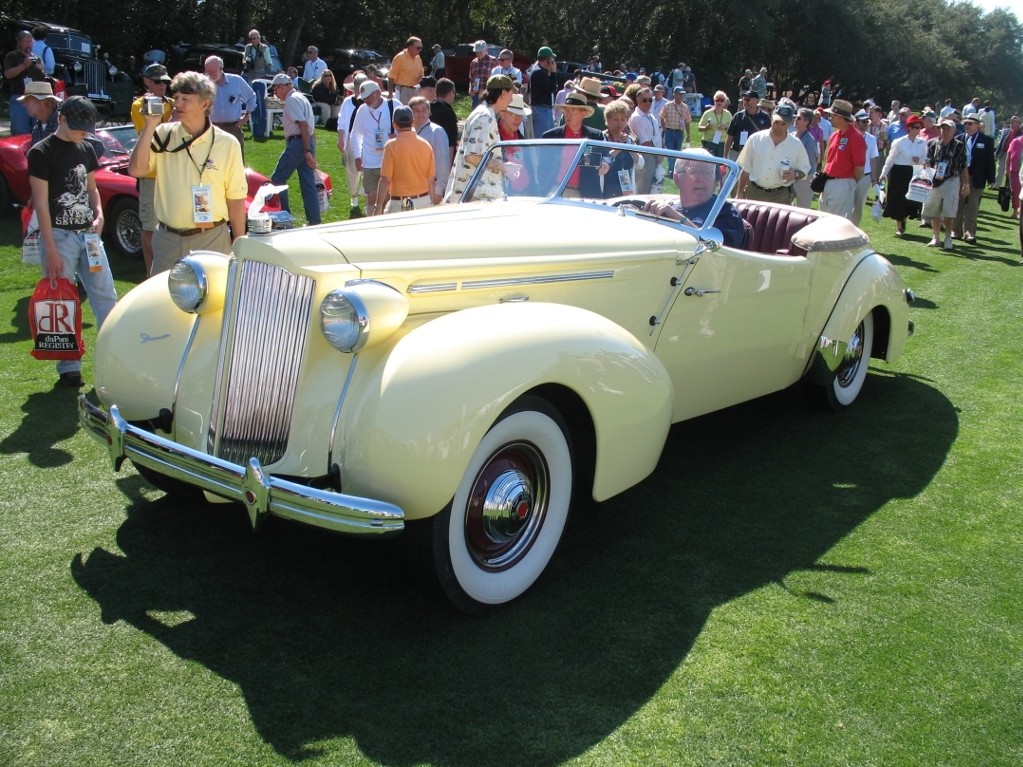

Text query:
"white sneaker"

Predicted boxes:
[[926, 238, 940, 247], [944, 237, 953, 251]]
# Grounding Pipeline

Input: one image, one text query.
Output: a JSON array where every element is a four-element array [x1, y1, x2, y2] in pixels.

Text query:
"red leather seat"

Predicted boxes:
[[732, 201, 819, 256]]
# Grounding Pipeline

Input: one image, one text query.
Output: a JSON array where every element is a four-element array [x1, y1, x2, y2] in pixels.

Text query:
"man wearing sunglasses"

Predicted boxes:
[[389, 37, 425, 105], [724, 90, 770, 161]]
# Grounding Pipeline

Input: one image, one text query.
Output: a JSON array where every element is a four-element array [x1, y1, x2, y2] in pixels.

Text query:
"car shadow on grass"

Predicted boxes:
[[70, 370, 957, 766]]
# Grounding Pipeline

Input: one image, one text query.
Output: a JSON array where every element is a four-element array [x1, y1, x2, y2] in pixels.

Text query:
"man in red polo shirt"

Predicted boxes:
[[820, 99, 866, 220]]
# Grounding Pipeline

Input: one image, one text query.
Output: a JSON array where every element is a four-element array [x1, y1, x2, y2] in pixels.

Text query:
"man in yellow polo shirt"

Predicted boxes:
[[388, 37, 425, 105], [129, 71, 247, 276], [375, 105, 438, 214]]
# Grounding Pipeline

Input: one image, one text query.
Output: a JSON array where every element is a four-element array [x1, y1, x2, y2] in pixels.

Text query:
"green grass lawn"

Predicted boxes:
[[1, 136, 1021, 766]]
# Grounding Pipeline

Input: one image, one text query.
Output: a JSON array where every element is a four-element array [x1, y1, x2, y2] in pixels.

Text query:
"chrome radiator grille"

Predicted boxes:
[[82, 60, 106, 97], [209, 260, 315, 466]]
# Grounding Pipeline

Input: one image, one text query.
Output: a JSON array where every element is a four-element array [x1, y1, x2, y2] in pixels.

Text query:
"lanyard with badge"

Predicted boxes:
[[369, 106, 387, 150], [153, 123, 217, 225], [184, 128, 216, 224]]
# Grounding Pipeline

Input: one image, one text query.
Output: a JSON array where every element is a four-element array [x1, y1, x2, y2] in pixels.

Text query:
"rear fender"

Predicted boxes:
[[807, 253, 909, 384], [338, 303, 675, 520]]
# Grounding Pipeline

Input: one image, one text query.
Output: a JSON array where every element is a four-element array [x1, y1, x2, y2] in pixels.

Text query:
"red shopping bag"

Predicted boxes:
[[28, 277, 86, 360]]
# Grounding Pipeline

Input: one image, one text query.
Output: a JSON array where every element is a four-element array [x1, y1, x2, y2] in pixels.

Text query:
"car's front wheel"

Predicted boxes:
[[106, 197, 142, 259], [408, 396, 574, 614]]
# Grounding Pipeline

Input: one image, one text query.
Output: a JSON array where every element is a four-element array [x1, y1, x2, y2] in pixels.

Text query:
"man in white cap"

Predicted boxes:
[[269, 72, 321, 226], [351, 79, 395, 214], [337, 71, 368, 216]]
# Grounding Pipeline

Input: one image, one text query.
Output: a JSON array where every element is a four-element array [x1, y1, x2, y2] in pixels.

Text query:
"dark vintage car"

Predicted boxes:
[[1, 16, 124, 109], [320, 48, 390, 81], [442, 43, 531, 88], [0, 125, 288, 258]]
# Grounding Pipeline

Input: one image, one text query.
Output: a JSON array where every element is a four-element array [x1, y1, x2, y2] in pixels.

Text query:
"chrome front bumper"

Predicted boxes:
[[78, 396, 405, 535]]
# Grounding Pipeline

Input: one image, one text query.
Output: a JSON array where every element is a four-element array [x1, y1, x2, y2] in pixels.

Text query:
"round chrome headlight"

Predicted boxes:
[[320, 290, 368, 352], [168, 257, 208, 313]]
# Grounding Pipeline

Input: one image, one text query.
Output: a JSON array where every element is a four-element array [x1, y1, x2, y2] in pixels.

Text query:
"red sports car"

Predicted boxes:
[[0, 125, 323, 258]]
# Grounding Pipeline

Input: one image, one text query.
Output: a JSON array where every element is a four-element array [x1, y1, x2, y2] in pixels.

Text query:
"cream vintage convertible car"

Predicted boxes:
[[80, 141, 914, 613]]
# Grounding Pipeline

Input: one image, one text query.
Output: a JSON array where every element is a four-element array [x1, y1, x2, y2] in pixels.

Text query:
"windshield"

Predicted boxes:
[[46, 31, 93, 56], [462, 139, 739, 232]]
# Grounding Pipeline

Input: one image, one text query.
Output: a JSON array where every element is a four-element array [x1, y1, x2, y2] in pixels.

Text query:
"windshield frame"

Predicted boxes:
[[461, 138, 740, 235]]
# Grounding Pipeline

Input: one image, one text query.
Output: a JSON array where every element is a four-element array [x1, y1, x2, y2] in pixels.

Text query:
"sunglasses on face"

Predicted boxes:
[[638, 98, 652, 103]]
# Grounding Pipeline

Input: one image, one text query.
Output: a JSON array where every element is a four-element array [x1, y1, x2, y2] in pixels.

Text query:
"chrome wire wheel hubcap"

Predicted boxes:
[[836, 322, 865, 388]]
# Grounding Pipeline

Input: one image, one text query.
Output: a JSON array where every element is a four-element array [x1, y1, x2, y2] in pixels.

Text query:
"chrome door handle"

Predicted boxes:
[[683, 287, 720, 298]]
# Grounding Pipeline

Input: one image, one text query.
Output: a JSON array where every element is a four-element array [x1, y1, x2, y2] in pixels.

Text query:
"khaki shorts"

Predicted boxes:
[[138, 177, 157, 231], [922, 181, 960, 219], [362, 167, 381, 196]]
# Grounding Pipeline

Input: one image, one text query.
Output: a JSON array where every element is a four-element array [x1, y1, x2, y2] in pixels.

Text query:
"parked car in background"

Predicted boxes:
[[1, 16, 122, 110], [0, 125, 294, 259], [320, 48, 390, 81], [79, 140, 913, 615], [444, 43, 531, 88]]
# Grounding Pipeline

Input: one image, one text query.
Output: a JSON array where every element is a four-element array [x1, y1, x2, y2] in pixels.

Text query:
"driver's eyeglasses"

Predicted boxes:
[[679, 166, 716, 179]]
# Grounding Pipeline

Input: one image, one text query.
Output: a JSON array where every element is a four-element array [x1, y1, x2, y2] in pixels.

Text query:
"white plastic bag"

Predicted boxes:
[[22, 209, 40, 265], [871, 198, 883, 222]]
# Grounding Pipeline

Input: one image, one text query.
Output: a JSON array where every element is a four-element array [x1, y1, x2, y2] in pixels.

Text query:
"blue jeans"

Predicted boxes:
[[271, 137, 320, 225], [9, 97, 31, 136], [531, 105, 553, 138], [663, 128, 684, 169], [249, 81, 267, 138], [40, 228, 119, 374]]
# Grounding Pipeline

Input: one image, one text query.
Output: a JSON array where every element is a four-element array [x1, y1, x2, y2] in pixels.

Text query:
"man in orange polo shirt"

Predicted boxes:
[[375, 105, 439, 214], [388, 37, 425, 105]]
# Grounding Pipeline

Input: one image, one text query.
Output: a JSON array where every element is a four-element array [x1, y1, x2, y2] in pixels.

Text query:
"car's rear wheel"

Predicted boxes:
[[408, 396, 574, 614], [106, 197, 142, 259], [809, 312, 875, 411]]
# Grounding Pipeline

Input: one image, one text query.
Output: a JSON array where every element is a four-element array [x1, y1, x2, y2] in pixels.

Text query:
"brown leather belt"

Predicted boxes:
[[159, 220, 227, 237]]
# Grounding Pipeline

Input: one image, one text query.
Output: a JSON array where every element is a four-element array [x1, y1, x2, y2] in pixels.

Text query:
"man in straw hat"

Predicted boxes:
[[540, 91, 602, 198], [819, 98, 866, 220], [19, 80, 61, 146], [570, 76, 607, 131]]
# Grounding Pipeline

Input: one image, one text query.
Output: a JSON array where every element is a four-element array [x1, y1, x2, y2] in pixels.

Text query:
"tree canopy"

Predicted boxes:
[[6, 0, 1023, 114]]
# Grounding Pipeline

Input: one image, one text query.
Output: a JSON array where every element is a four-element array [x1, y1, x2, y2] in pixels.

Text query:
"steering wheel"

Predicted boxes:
[[611, 198, 649, 211]]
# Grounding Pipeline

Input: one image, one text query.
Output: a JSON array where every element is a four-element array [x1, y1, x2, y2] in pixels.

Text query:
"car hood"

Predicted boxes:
[[251, 200, 691, 272]]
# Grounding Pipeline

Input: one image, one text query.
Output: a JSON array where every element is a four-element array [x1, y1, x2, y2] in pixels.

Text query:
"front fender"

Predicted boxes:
[[807, 252, 910, 384], [338, 303, 675, 520], [94, 270, 197, 420]]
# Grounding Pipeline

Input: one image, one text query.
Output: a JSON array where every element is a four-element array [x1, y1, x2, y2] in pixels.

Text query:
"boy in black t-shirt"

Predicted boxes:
[[27, 96, 118, 388]]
